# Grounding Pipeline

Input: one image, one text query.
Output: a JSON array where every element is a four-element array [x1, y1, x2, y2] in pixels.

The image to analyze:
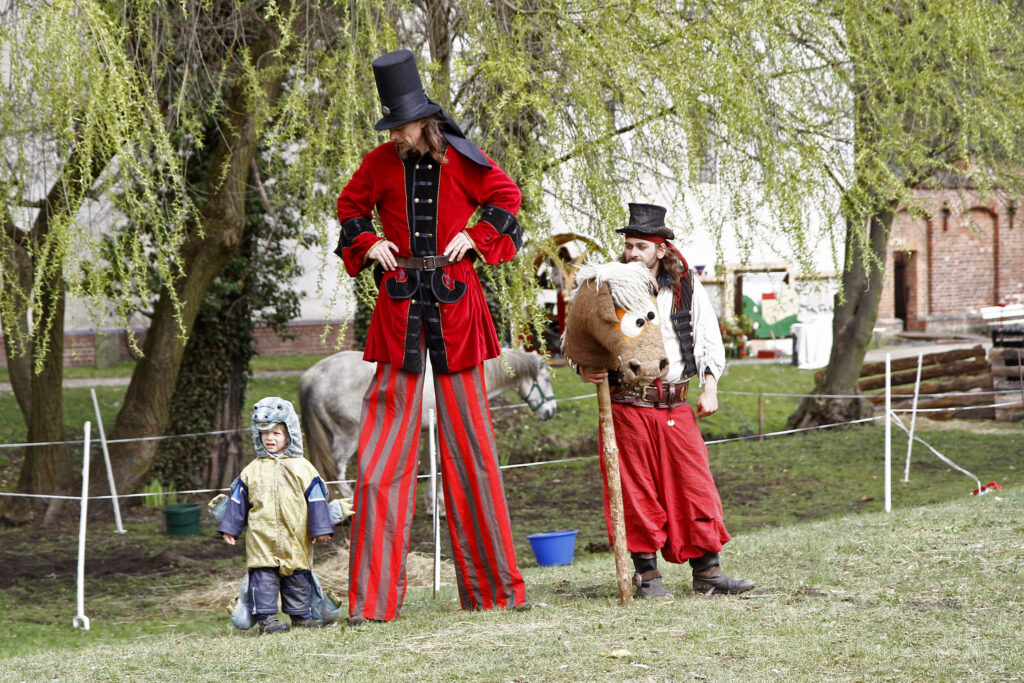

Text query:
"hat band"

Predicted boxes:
[[380, 88, 431, 123], [623, 231, 666, 244]]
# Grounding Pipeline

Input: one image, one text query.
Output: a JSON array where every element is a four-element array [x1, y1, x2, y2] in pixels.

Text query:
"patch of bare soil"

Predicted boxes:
[[0, 508, 239, 590]]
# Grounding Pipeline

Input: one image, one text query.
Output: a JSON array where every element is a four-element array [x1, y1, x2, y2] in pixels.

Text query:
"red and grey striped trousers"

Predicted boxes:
[[347, 362, 527, 621]]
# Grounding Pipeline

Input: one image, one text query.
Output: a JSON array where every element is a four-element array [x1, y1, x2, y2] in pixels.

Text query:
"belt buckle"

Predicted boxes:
[[422, 255, 439, 271]]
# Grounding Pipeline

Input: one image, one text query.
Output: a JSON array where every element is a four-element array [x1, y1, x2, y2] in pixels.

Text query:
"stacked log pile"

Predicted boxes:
[[858, 346, 993, 420], [990, 347, 1024, 422]]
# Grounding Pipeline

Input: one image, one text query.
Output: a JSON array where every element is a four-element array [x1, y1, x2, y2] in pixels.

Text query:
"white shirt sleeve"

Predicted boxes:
[[691, 277, 726, 383]]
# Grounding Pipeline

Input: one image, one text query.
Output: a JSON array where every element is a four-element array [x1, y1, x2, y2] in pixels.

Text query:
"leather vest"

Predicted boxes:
[[667, 269, 698, 380]]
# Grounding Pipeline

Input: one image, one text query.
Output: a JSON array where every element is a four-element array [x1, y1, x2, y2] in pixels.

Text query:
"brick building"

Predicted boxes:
[[877, 185, 1024, 334], [0, 321, 355, 369]]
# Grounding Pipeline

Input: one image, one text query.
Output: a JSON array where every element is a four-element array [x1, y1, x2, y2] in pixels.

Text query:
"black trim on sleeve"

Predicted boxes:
[[480, 204, 522, 251], [336, 216, 375, 256]]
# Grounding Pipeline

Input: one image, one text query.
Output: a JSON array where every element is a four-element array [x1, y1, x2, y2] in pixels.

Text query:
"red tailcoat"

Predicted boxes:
[[336, 142, 521, 374]]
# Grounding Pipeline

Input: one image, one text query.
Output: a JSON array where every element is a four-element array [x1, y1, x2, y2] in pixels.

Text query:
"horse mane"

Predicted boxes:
[[485, 349, 538, 386], [505, 349, 539, 376], [571, 260, 656, 312]]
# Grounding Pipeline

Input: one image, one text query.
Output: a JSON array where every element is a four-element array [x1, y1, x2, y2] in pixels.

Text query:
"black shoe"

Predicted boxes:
[[511, 601, 532, 612], [257, 616, 290, 634], [290, 616, 326, 628], [346, 615, 389, 626]]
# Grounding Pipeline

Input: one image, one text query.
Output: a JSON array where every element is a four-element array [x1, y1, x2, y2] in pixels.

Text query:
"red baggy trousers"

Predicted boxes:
[[598, 401, 731, 563]]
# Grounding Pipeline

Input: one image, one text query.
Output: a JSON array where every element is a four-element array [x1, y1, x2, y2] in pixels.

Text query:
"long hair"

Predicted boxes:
[[658, 249, 686, 291], [619, 244, 686, 291], [423, 115, 449, 164]]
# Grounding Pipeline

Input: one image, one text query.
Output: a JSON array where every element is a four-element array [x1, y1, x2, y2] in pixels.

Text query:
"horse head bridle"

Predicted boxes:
[[524, 379, 556, 412]]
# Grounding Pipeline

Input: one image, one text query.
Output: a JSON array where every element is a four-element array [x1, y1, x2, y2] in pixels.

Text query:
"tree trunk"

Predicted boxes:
[[2, 138, 110, 523], [787, 207, 893, 428], [206, 363, 246, 491], [1, 238, 34, 422], [99, 68, 287, 497], [420, 0, 453, 107], [6, 267, 72, 524]]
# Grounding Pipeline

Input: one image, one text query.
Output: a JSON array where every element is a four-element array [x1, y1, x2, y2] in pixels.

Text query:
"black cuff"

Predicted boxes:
[[480, 204, 522, 251], [336, 216, 374, 256]]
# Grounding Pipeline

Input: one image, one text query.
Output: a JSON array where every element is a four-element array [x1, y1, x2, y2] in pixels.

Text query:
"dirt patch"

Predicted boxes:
[[553, 579, 620, 600], [0, 508, 241, 590]]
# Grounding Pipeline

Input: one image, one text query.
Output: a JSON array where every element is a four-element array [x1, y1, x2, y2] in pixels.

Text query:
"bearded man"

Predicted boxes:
[[579, 203, 754, 599]]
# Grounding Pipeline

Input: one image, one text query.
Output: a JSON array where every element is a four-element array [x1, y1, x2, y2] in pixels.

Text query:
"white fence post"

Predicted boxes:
[[91, 388, 126, 534], [72, 422, 92, 631], [902, 354, 923, 483], [884, 354, 892, 513], [429, 409, 441, 596]]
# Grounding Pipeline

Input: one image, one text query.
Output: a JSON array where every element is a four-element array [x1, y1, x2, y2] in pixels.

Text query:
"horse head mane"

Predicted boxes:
[[571, 260, 657, 312], [489, 349, 539, 380]]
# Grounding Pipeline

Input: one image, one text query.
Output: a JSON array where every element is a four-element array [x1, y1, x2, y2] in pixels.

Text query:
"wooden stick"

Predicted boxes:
[[597, 378, 633, 606]]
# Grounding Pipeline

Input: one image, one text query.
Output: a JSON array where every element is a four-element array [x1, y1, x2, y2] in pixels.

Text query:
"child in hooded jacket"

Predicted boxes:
[[218, 396, 334, 634]]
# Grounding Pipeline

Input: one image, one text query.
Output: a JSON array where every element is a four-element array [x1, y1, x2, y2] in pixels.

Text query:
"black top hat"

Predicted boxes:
[[372, 50, 442, 131], [615, 202, 675, 240]]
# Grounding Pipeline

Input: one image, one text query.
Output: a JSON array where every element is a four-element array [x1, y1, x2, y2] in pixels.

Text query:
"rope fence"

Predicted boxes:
[[2, 396, 1015, 502], [3, 350, 1015, 631], [1, 349, 1018, 506]]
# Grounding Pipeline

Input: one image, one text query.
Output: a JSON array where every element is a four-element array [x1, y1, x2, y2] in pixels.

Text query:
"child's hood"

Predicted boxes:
[[251, 397, 304, 458]]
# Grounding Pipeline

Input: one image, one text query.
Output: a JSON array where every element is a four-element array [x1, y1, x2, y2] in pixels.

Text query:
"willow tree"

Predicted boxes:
[[443, 0, 1024, 427], [781, 0, 1024, 426], [1, 0, 389, 518], [0, 1, 191, 522], [5, 0, 1023, 519]]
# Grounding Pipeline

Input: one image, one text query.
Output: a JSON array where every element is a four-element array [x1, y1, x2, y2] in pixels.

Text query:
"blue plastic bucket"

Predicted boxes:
[[526, 529, 578, 566]]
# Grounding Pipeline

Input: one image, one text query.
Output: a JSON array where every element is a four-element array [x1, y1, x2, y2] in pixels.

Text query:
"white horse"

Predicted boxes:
[[299, 349, 557, 506]]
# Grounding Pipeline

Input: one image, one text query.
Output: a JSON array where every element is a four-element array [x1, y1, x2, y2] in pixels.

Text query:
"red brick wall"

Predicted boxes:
[[878, 189, 1024, 334], [0, 320, 355, 368], [63, 331, 97, 366], [252, 322, 355, 357]]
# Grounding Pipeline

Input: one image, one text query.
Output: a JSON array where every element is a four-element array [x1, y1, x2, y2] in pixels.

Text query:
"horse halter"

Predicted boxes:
[[524, 380, 556, 412]]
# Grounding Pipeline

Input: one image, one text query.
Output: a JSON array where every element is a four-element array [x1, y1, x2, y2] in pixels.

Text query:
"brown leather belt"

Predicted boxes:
[[610, 382, 689, 408], [394, 254, 453, 270]]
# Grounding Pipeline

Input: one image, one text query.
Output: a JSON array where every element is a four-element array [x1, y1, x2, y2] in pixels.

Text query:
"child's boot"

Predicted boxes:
[[257, 615, 290, 634]]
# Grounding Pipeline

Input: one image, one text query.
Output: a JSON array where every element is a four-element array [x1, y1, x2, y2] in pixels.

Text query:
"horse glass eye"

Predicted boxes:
[[647, 307, 660, 326], [620, 309, 647, 338]]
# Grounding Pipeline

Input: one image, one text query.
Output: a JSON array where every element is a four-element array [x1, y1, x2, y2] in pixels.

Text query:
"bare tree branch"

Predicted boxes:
[[541, 106, 677, 172], [249, 158, 281, 228]]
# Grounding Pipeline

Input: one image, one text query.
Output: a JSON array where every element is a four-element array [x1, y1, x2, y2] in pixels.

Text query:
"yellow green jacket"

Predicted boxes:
[[218, 397, 333, 575]]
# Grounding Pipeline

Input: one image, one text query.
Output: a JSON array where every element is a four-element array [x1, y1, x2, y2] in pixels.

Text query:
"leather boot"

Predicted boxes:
[[630, 552, 672, 599], [689, 552, 754, 595], [635, 570, 674, 600]]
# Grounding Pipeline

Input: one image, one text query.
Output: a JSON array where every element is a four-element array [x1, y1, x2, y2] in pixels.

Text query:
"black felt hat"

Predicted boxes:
[[372, 50, 442, 131], [615, 202, 675, 240]]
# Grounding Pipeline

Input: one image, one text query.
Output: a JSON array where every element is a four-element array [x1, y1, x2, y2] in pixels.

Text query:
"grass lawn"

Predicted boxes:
[[1, 355, 1021, 679], [2, 359, 1020, 548], [2, 486, 1021, 680]]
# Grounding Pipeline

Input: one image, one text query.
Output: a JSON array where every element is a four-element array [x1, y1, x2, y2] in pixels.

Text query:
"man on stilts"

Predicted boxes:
[[335, 49, 529, 624]]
